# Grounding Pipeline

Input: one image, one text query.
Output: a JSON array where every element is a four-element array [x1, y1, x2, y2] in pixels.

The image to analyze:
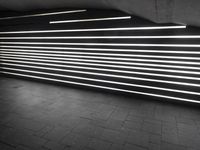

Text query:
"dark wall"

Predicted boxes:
[[0, 9, 200, 104]]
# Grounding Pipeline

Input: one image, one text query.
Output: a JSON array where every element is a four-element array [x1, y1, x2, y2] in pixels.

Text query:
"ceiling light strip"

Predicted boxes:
[[0, 26, 186, 34], [0, 9, 87, 20], [2, 71, 199, 104], [2, 58, 200, 81], [1, 53, 200, 66], [2, 62, 200, 87], [2, 48, 200, 61], [2, 41, 200, 48], [2, 55, 200, 71], [1, 45, 200, 54], [49, 16, 131, 24]]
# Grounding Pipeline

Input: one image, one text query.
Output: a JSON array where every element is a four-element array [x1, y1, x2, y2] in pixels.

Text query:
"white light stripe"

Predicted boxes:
[[2, 51, 200, 71], [2, 53, 200, 66], [4, 35, 200, 39], [0, 9, 87, 20], [0, 62, 199, 96], [49, 16, 131, 24], [2, 45, 200, 54], [2, 48, 200, 61], [2, 58, 200, 81], [2, 55, 200, 71], [2, 41, 200, 48], [0, 26, 186, 34], [2, 62, 200, 87], [2, 70, 200, 104]]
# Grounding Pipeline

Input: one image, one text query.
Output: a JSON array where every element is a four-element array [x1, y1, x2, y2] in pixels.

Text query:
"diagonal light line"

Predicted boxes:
[[2, 71, 200, 103], [2, 58, 200, 81], [49, 16, 131, 24], [2, 55, 200, 71], [3, 35, 200, 39], [2, 48, 200, 60], [2, 62, 200, 87], [0, 9, 87, 20], [1, 53, 200, 66], [2, 42, 200, 48], [1, 45, 200, 54], [0, 26, 186, 34], [1, 62, 199, 96]]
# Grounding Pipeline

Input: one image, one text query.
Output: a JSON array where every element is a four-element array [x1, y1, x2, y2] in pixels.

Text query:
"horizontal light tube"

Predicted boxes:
[[0, 65, 199, 96], [1, 51, 200, 75], [2, 45, 200, 54], [0, 9, 87, 20], [2, 53, 200, 66], [2, 71, 199, 104], [2, 58, 200, 81], [2, 51, 200, 72], [2, 62, 200, 87], [0, 26, 186, 34], [2, 55, 200, 71], [2, 42, 200, 48], [2, 48, 200, 61], [49, 16, 131, 24], [3, 35, 200, 39]]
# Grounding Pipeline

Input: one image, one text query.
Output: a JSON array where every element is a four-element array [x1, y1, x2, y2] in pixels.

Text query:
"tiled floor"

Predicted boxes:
[[0, 77, 200, 150]]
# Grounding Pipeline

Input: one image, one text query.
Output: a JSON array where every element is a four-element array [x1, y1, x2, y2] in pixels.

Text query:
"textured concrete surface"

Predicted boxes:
[[1, 0, 200, 26], [0, 77, 200, 150]]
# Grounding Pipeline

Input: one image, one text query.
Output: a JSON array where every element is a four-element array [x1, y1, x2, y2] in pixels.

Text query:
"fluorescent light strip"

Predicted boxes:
[[2, 62, 200, 87], [2, 42, 200, 48], [0, 26, 186, 34], [1, 65, 199, 97], [2, 58, 200, 81], [4, 35, 200, 39], [2, 53, 200, 66], [49, 16, 131, 24], [2, 51, 200, 72], [2, 45, 200, 54], [0, 9, 87, 20], [2, 70, 200, 104], [2, 48, 200, 61], [3, 52, 200, 77], [8, 54, 200, 76], [2, 55, 200, 71]]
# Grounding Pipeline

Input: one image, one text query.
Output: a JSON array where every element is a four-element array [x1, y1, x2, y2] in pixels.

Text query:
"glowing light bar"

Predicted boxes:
[[49, 16, 131, 24], [2, 70, 200, 104], [2, 51, 200, 70], [2, 55, 200, 71], [0, 9, 87, 20], [2, 45, 200, 54], [2, 58, 200, 81], [2, 53, 200, 66], [2, 42, 200, 48], [0, 26, 186, 34], [0, 66, 198, 96], [2, 48, 200, 61], [2, 62, 200, 87], [4, 35, 200, 40]]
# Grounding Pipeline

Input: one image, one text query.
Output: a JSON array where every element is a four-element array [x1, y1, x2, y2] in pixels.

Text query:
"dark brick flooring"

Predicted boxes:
[[0, 77, 200, 150]]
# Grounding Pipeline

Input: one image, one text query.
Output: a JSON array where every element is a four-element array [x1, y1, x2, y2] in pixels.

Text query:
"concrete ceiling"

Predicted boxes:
[[0, 0, 200, 27]]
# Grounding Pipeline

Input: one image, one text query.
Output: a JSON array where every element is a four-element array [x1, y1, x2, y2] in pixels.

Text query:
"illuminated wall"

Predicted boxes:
[[0, 9, 200, 103]]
